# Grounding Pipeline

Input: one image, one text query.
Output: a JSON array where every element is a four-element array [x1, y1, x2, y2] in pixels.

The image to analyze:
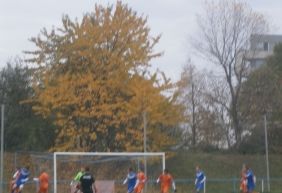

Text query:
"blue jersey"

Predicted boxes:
[[246, 169, 255, 191], [15, 168, 30, 187], [195, 170, 205, 191], [124, 171, 137, 193]]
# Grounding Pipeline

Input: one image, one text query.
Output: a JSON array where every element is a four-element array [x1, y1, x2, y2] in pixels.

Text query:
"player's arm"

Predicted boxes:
[[143, 175, 147, 183], [200, 175, 206, 184], [156, 176, 160, 184], [74, 172, 81, 181], [172, 180, 176, 192], [134, 179, 139, 188], [13, 171, 19, 179], [245, 171, 251, 178], [72, 172, 81, 185], [21, 177, 29, 183], [123, 177, 128, 185], [77, 176, 83, 189]]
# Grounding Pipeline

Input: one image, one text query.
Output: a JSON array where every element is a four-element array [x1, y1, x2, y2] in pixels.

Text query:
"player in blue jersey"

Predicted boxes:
[[11, 166, 30, 193], [195, 166, 206, 193], [123, 167, 137, 193], [245, 166, 256, 193]]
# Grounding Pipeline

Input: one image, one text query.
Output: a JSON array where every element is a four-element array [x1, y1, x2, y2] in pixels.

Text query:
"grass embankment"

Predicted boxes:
[[165, 152, 282, 193]]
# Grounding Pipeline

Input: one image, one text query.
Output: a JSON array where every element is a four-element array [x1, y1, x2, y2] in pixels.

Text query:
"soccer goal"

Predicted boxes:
[[53, 152, 166, 193]]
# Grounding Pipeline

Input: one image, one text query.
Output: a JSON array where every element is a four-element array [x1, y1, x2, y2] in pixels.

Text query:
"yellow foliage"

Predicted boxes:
[[26, 1, 183, 152]]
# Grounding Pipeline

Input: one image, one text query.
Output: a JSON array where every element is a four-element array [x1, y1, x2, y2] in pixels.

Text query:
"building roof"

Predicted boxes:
[[251, 34, 282, 43]]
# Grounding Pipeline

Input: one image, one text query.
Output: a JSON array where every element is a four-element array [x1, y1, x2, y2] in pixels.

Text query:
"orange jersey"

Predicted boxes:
[[240, 171, 247, 193], [137, 172, 146, 185], [135, 172, 147, 193], [39, 172, 49, 193], [158, 174, 173, 193]]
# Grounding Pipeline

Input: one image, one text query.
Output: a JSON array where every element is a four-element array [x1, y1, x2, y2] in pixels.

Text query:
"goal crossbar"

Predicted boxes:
[[53, 152, 166, 193]]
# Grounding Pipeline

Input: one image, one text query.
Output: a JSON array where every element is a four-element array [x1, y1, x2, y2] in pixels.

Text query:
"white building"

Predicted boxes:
[[245, 34, 282, 69]]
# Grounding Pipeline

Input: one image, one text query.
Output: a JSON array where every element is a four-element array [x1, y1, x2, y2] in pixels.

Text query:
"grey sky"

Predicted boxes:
[[1, 0, 282, 82]]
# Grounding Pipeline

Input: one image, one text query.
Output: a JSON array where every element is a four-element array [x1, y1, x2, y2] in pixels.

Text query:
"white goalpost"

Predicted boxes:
[[53, 152, 166, 193]]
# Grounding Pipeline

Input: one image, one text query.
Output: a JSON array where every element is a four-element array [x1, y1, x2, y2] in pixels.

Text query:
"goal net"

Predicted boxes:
[[53, 152, 165, 193]]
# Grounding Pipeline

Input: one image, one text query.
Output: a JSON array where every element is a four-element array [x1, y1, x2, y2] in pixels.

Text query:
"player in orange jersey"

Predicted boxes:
[[240, 164, 247, 193], [34, 169, 49, 193], [156, 169, 176, 193], [134, 168, 147, 193]]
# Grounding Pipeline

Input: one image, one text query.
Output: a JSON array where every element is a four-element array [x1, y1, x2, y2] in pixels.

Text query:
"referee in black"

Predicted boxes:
[[79, 166, 98, 193]]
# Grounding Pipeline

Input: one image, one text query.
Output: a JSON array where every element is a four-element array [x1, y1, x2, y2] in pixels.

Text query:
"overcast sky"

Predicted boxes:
[[1, 0, 282, 82]]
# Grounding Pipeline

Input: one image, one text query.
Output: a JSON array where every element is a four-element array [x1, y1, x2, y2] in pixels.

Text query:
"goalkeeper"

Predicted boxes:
[[71, 167, 85, 193], [156, 169, 176, 193]]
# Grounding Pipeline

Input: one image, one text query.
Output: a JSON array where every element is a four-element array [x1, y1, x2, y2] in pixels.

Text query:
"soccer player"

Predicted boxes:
[[156, 169, 176, 193], [245, 166, 256, 193], [134, 168, 147, 193], [240, 164, 247, 193], [33, 169, 49, 193], [71, 167, 85, 193], [11, 166, 30, 193], [123, 167, 137, 193], [79, 166, 97, 193], [9, 167, 20, 193], [195, 166, 206, 193]]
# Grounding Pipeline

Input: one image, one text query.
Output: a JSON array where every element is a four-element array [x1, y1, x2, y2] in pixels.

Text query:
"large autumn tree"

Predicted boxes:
[[26, 2, 182, 151]]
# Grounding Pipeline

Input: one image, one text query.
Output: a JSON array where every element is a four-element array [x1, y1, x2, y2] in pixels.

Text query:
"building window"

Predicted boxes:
[[256, 42, 264, 50], [263, 42, 269, 51]]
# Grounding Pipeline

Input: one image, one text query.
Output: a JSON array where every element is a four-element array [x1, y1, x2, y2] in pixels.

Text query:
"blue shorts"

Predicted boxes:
[[15, 180, 24, 188], [128, 186, 135, 193], [247, 184, 255, 192], [196, 183, 204, 191]]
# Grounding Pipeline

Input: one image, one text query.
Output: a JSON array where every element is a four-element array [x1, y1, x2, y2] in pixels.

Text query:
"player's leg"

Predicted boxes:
[[134, 186, 138, 193], [160, 186, 164, 193], [11, 182, 19, 193], [39, 187, 48, 193], [195, 184, 201, 193], [74, 182, 81, 193], [242, 180, 248, 193], [134, 184, 143, 193], [139, 185, 144, 193], [17, 184, 24, 193], [128, 186, 135, 193], [195, 185, 204, 193], [9, 180, 16, 193], [247, 184, 255, 193], [240, 181, 244, 193], [163, 186, 169, 193]]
